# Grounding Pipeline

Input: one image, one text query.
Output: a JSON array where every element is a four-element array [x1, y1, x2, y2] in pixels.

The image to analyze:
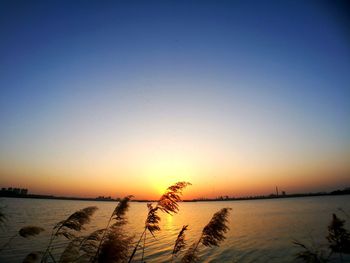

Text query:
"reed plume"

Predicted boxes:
[[41, 206, 98, 262], [58, 229, 105, 263], [145, 204, 161, 236], [92, 195, 133, 263], [55, 206, 98, 233], [80, 229, 106, 258], [0, 225, 45, 253], [111, 195, 133, 226], [327, 213, 350, 254], [201, 208, 231, 247], [19, 226, 45, 238], [57, 196, 133, 263], [181, 208, 232, 263], [97, 226, 133, 263], [23, 251, 44, 263], [171, 225, 188, 261], [158, 182, 191, 214], [128, 181, 191, 263], [0, 207, 7, 233], [0, 207, 6, 225]]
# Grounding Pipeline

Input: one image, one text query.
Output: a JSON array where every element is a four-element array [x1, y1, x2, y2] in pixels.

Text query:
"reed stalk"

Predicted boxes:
[[0, 226, 44, 253], [41, 206, 97, 262], [128, 182, 191, 263], [171, 225, 188, 262], [182, 208, 231, 263], [141, 230, 146, 262], [92, 195, 132, 263]]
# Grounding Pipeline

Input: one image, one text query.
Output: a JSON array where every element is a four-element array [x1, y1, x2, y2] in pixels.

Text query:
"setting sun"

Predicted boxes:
[[141, 153, 194, 196]]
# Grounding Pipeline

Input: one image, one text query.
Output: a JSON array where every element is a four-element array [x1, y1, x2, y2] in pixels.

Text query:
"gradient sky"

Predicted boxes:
[[0, 1, 349, 199]]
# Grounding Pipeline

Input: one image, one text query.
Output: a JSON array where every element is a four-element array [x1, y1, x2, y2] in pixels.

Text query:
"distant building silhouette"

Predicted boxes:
[[0, 187, 28, 196], [20, 189, 28, 195], [95, 196, 112, 201]]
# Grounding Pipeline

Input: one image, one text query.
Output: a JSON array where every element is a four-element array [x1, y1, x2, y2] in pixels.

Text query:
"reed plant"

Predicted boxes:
[[182, 208, 232, 263], [294, 213, 350, 263], [128, 181, 191, 262], [0, 182, 233, 263], [57, 194, 134, 263], [0, 206, 7, 232], [40, 206, 98, 262], [171, 225, 189, 261], [0, 225, 44, 253], [0, 206, 6, 225]]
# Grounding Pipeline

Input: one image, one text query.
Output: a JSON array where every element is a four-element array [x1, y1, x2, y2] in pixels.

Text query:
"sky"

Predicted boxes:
[[0, 0, 349, 199]]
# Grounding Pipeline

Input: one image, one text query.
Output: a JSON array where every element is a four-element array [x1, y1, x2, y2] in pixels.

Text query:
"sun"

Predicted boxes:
[[143, 155, 193, 197]]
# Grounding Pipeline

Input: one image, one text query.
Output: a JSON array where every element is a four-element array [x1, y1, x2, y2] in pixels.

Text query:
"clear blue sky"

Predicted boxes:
[[0, 1, 349, 197]]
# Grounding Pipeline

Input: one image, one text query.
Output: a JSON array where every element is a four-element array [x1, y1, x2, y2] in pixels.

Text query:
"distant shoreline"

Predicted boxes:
[[1, 188, 349, 203]]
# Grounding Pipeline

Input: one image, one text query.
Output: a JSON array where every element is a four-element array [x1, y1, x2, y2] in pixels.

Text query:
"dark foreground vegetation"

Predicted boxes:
[[293, 209, 350, 263], [0, 182, 349, 262]]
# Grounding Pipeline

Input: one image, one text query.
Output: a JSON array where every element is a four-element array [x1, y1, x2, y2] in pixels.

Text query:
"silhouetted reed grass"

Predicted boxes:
[[294, 213, 350, 263], [0, 206, 7, 232], [55, 195, 134, 263], [23, 251, 44, 263], [128, 181, 191, 263], [0, 182, 233, 263], [97, 227, 133, 263], [202, 207, 231, 247], [172, 225, 188, 261], [327, 214, 350, 255], [94, 195, 134, 263], [55, 206, 98, 233], [0, 206, 6, 225], [19, 226, 45, 238], [182, 208, 232, 263], [41, 206, 98, 262], [0, 225, 45, 253], [182, 243, 200, 263], [293, 240, 330, 263]]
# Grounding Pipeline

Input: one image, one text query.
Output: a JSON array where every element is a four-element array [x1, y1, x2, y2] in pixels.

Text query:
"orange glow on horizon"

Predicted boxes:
[[1, 135, 349, 199]]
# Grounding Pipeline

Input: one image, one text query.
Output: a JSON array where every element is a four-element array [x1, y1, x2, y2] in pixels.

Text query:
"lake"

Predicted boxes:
[[0, 195, 349, 262]]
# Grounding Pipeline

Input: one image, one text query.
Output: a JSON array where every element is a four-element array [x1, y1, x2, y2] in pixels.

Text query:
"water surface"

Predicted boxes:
[[0, 195, 349, 262]]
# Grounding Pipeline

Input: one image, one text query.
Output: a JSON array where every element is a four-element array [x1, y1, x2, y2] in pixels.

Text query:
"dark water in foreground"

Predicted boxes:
[[0, 195, 350, 262]]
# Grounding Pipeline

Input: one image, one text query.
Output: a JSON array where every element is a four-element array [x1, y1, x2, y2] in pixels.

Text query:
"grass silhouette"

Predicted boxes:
[[0, 225, 45, 254], [0, 182, 232, 263], [128, 181, 191, 263], [294, 213, 350, 263], [182, 208, 232, 263], [172, 225, 189, 262]]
